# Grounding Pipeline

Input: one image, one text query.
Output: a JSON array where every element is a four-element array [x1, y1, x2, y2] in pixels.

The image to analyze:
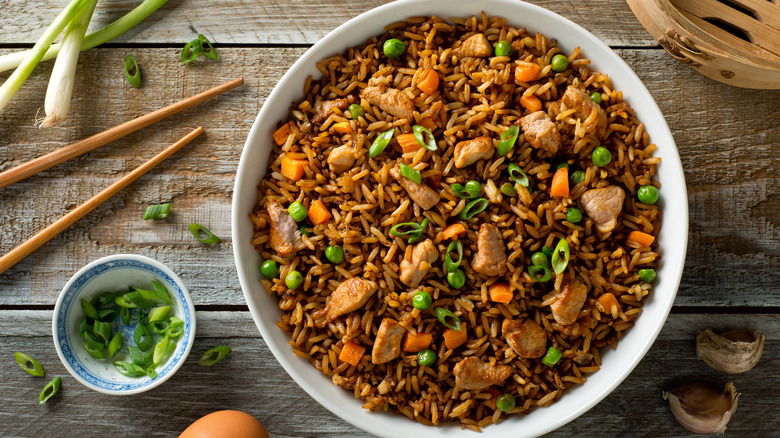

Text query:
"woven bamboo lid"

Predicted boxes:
[[626, 0, 780, 89]]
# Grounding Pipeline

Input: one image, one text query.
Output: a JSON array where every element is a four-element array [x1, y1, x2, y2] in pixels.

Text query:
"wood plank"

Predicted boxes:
[[0, 47, 778, 307], [0, 0, 658, 47], [0, 311, 777, 436]]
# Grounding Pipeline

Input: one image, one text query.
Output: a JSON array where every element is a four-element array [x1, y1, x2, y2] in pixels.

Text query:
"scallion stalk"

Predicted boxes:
[[40, 0, 98, 127]]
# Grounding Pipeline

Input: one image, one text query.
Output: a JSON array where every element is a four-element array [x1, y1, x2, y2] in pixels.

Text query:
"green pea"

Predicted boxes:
[[417, 349, 437, 367], [260, 260, 279, 279], [412, 291, 432, 310], [550, 54, 569, 72], [348, 103, 364, 119], [325, 245, 345, 264], [383, 38, 405, 59], [569, 170, 586, 186], [590, 91, 603, 104], [494, 41, 512, 57], [530, 252, 548, 268], [637, 185, 659, 205], [639, 268, 656, 283], [566, 207, 582, 224], [499, 182, 516, 197], [285, 271, 303, 290], [496, 393, 516, 412], [592, 146, 612, 167], [288, 201, 308, 222], [541, 346, 562, 366], [447, 269, 466, 289]]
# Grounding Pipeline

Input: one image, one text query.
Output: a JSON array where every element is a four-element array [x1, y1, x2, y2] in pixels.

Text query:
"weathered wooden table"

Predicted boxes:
[[1, 1, 777, 436]]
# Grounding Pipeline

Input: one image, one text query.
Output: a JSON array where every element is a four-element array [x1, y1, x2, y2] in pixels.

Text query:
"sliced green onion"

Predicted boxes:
[[541, 346, 562, 366], [113, 361, 146, 377], [399, 163, 422, 184], [39, 377, 61, 404], [189, 223, 221, 244], [108, 332, 123, 359], [148, 306, 171, 322], [120, 291, 156, 308], [389, 218, 429, 244], [198, 34, 218, 60], [445, 240, 463, 272], [507, 163, 530, 187], [146, 367, 157, 378], [128, 345, 146, 366], [528, 265, 552, 282], [499, 182, 517, 197], [148, 320, 170, 335], [153, 335, 176, 365], [151, 280, 174, 305], [137, 308, 148, 324], [143, 347, 155, 368], [92, 320, 112, 346], [457, 198, 489, 220], [199, 345, 231, 366], [551, 238, 570, 275], [169, 316, 184, 328], [120, 307, 131, 324], [433, 307, 461, 332], [83, 332, 105, 359], [80, 298, 98, 320], [542, 245, 554, 259], [451, 181, 481, 199], [79, 318, 91, 338], [167, 325, 184, 338], [497, 125, 520, 157], [143, 202, 171, 220], [90, 291, 115, 308], [14, 352, 45, 377], [133, 324, 154, 352], [368, 128, 394, 158], [123, 53, 141, 88], [97, 308, 118, 322], [412, 125, 437, 151]]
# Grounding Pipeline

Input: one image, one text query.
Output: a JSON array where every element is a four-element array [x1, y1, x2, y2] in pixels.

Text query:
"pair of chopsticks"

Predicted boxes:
[[0, 77, 245, 275]]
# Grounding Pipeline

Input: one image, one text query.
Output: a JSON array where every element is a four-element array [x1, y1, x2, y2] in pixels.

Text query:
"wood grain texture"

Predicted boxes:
[[0, 0, 658, 47], [1, 48, 778, 307], [1, 311, 777, 437]]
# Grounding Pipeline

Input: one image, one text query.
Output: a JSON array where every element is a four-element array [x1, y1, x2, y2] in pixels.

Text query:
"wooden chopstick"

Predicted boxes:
[[0, 77, 243, 189], [0, 127, 204, 275]]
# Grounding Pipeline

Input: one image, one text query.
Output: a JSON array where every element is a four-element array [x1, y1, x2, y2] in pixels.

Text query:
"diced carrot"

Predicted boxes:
[[443, 324, 467, 350], [437, 223, 466, 241], [403, 332, 433, 353], [273, 121, 295, 146], [397, 133, 421, 154], [520, 94, 542, 112], [596, 293, 620, 315], [489, 282, 513, 304], [627, 230, 655, 247], [339, 341, 365, 367], [307, 200, 332, 225], [550, 166, 569, 198], [280, 156, 308, 181], [331, 121, 352, 134], [514, 61, 541, 83], [419, 117, 438, 131], [417, 68, 440, 95]]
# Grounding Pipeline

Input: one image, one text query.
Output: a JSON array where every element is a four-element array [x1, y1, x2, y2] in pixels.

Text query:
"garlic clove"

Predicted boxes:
[[696, 328, 765, 373], [664, 382, 739, 434]]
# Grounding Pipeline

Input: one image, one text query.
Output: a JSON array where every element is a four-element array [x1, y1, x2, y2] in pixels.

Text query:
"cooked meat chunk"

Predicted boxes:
[[323, 278, 378, 322], [580, 186, 626, 233], [399, 239, 439, 287], [267, 201, 304, 256], [453, 136, 493, 168], [518, 111, 561, 154], [361, 85, 415, 120], [459, 33, 492, 58], [502, 319, 547, 359], [561, 86, 607, 137], [472, 224, 507, 277], [453, 357, 513, 390], [311, 98, 349, 125], [327, 145, 357, 174], [389, 165, 441, 210], [371, 318, 406, 364], [547, 277, 588, 326]]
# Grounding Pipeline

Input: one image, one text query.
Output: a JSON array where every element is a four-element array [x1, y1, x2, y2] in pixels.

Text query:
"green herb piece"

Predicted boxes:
[[80, 298, 98, 320], [399, 163, 422, 184], [181, 33, 217, 63], [499, 182, 516, 197], [497, 125, 519, 157], [15, 352, 45, 377], [433, 307, 461, 332], [120, 307, 131, 324], [507, 163, 529, 187], [123, 53, 141, 88], [412, 125, 437, 151], [199, 345, 231, 366], [97, 308, 118, 322], [149, 320, 170, 335], [113, 361, 146, 377], [368, 128, 394, 158], [451, 181, 481, 199], [389, 218, 429, 244], [107, 332, 123, 359], [39, 377, 61, 404], [93, 320, 112, 346], [189, 223, 221, 244], [457, 198, 489, 220], [551, 238, 570, 275], [83, 332, 105, 359], [529, 265, 552, 282], [153, 335, 176, 365], [133, 324, 154, 352], [444, 240, 463, 273], [148, 306, 171, 322], [143, 202, 171, 220]]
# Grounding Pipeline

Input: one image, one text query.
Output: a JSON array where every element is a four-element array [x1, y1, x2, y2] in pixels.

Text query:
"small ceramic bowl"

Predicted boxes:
[[53, 254, 196, 395]]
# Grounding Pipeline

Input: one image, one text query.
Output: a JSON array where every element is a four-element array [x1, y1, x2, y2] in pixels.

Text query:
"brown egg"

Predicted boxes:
[[179, 410, 269, 438]]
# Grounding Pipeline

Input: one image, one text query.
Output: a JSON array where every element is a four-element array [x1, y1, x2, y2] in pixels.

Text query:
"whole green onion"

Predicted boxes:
[[551, 238, 570, 275], [123, 54, 141, 88], [445, 240, 463, 273], [143, 202, 171, 220], [497, 125, 520, 157], [14, 352, 45, 377], [457, 198, 489, 220], [368, 128, 394, 158], [433, 307, 461, 332], [189, 223, 221, 244], [199, 345, 231, 366], [399, 163, 422, 184], [451, 181, 481, 199], [412, 125, 437, 151], [389, 218, 429, 244], [39, 377, 61, 404], [507, 163, 530, 187]]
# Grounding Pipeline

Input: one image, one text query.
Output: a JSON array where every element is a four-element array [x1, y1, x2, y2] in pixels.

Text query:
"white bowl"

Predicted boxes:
[[53, 254, 196, 395], [232, 0, 688, 436]]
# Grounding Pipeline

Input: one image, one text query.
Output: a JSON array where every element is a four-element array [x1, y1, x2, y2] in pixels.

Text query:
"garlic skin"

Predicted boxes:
[[697, 328, 765, 373], [664, 382, 739, 434]]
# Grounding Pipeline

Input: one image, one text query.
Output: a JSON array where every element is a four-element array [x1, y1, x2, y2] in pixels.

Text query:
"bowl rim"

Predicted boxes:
[[232, 0, 688, 435], [52, 254, 196, 395]]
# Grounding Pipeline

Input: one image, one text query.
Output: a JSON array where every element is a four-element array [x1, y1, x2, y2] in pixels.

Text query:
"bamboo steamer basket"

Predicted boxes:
[[626, 0, 780, 89]]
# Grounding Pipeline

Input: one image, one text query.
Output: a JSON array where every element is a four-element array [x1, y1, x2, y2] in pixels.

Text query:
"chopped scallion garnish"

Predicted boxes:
[[180, 34, 218, 64], [14, 352, 45, 377], [412, 125, 437, 151], [188, 223, 221, 244], [389, 218, 429, 244], [199, 345, 231, 366], [399, 163, 421, 184], [123, 53, 141, 88], [433, 307, 461, 332], [551, 238, 570, 275], [39, 377, 61, 404], [444, 240, 463, 273], [143, 202, 171, 220], [457, 198, 489, 220]]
